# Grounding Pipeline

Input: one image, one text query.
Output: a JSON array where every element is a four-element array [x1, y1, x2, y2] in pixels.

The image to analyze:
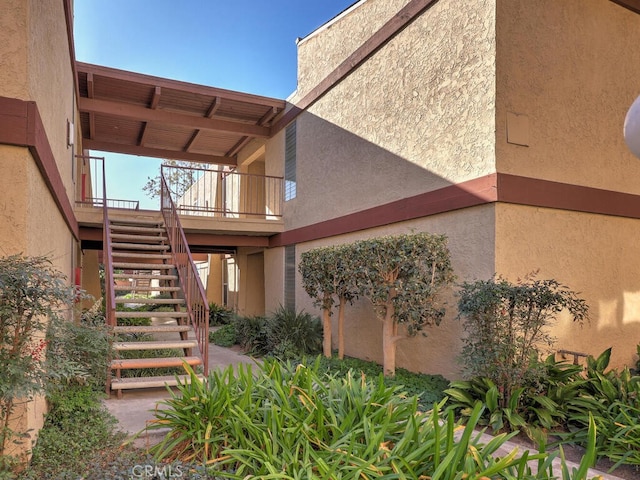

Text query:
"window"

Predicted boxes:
[[284, 245, 296, 311], [284, 121, 296, 201]]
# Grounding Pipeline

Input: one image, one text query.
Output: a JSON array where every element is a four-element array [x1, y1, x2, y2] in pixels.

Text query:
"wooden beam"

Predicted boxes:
[[76, 62, 285, 109], [87, 72, 96, 139], [610, 0, 640, 14], [83, 139, 237, 165], [271, 0, 441, 134], [150, 86, 162, 109], [206, 97, 221, 118], [79, 97, 271, 137]]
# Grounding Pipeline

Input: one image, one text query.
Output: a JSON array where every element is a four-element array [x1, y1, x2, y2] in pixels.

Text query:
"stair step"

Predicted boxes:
[[114, 285, 181, 292], [114, 340, 198, 351], [110, 374, 203, 390], [115, 298, 185, 305], [115, 311, 187, 319], [113, 262, 174, 269], [110, 217, 163, 227], [110, 356, 202, 370], [110, 225, 166, 234], [110, 233, 168, 242], [111, 242, 169, 251], [114, 273, 178, 280], [112, 252, 173, 260], [113, 325, 192, 334]]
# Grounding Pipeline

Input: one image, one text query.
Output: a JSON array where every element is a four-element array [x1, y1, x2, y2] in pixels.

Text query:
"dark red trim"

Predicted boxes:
[[0, 96, 79, 240], [270, 174, 498, 247], [610, 0, 640, 15], [271, 0, 441, 135], [497, 174, 640, 218], [271, 173, 640, 247]]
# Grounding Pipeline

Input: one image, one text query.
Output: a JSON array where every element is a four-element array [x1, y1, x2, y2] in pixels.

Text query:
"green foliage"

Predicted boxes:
[[147, 360, 602, 479], [307, 355, 449, 410], [0, 255, 77, 460], [233, 315, 267, 351], [114, 304, 152, 327], [353, 233, 455, 333], [563, 348, 640, 468], [22, 385, 127, 479], [233, 308, 323, 359], [209, 323, 237, 347], [208, 302, 234, 326], [456, 274, 588, 406], [299, 245, 357, 312], [446, 355, 585, 439]]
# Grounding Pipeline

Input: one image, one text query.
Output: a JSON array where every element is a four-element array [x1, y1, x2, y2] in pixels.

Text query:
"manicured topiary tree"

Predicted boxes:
[[299, 245, 357, 358], [352, 233, 455, 376]]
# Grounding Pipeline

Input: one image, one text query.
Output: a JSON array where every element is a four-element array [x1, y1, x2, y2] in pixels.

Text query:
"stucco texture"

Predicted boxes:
[[495, 203, 640, 370], [286, 0, 496, 231], [294, 204, 496, 379], [495, 0, 640, 193]]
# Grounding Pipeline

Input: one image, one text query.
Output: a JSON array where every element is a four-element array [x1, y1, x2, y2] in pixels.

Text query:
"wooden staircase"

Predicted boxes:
[[106, 217, 205, 397]]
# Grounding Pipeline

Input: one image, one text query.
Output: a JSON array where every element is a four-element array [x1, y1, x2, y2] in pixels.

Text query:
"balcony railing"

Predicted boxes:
[[76, 198, 140, 210], [162, 165, 283, 219]]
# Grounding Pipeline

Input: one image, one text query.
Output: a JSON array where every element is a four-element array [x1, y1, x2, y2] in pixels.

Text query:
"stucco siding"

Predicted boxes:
[[495, 0, 640, 193], [0, 0, 28, 99], [28, 0, 76, 198], [495, 203, 640, 370], [286, 0, 496, 231], [296, 0, 408, 97], [294, 204, 496, 379]]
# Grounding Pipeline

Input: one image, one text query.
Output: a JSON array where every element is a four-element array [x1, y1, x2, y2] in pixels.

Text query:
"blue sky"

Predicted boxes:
[[74, 0, 356, 209]]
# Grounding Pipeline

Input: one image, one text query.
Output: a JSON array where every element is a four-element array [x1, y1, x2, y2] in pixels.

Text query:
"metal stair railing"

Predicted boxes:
[[99, 156, 117, 394], [160, 172, 209, 373]]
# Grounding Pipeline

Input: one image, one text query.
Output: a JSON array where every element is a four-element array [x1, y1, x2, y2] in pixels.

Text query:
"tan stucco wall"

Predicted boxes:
[[0, 0, 28, 99], [294, 204, 496, 379], [285, 0, 496, 231], [0, 0, 78, 458], [206, 254, 224, 305], [495, 0, 640, 192], [235, 250, 265, 317], [495, 203, 640, 370], [264, 247, 285, 314]]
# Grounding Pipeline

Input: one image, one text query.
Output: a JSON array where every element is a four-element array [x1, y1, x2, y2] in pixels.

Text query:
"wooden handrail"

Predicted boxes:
[[160, 167, 209, 373]]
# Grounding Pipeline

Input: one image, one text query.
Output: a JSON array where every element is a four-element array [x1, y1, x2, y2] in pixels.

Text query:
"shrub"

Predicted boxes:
[[0, 255, 78, 466], [234, 307, 323, 359], [446, 355, 585, 439], [21, 385, 126, 479], [209, 323, 237, 347], [146, 360, 602, 479], [208, 303, 234, 326], [456, 274, 588, 409], [563, 348, 640, 469]]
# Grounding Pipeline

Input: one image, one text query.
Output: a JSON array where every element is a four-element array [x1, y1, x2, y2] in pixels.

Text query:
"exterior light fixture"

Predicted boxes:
[[624, 94, 640, 159]]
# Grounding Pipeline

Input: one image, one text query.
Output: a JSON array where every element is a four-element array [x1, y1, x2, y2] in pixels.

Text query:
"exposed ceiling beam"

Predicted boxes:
[[140, 86, 162, 146], [206, 97, 221, 118], [610, 0, 640, 14], [77, 62, 285, 109], [79, 97, 271, 137], [83, 139, 236, 165], [87, 73, 95, 139]]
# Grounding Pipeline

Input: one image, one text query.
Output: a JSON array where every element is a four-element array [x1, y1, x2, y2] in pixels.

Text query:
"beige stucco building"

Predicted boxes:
[[265, 0, 640, 377], [2, 0, 640, 458]]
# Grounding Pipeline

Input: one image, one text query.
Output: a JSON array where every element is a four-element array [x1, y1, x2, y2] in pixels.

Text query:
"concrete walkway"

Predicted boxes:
[[103, 346, 627, 479]]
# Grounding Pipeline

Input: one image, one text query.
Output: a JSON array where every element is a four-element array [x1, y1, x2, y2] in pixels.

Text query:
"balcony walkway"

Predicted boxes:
[[76, 207, 283, 251]]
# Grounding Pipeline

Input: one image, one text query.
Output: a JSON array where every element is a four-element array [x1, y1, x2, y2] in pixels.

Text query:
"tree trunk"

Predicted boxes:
[[337, 297, 346, 359], [382, 299, 397, 376], [322, 307, 332, 358]]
